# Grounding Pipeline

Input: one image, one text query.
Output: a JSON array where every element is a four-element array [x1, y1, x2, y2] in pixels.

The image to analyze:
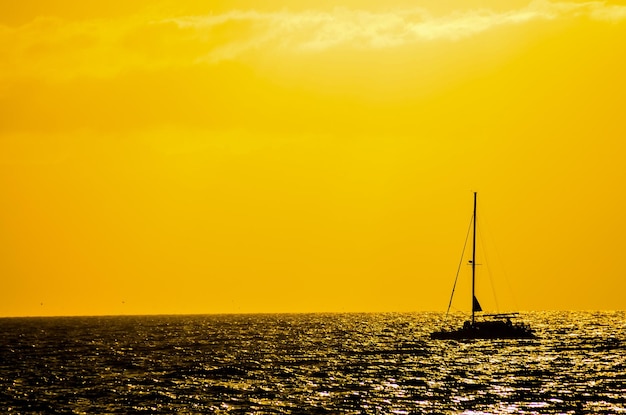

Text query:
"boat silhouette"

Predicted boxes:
[[431, 192, 535, 340]]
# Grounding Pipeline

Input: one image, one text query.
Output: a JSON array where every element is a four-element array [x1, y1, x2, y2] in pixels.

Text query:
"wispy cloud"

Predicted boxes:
[[169, 1, 626, 53], [1, 1, 625, 80]]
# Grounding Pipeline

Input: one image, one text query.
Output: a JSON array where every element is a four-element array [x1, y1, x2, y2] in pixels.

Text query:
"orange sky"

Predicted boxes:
[[1, 0, 625, 316]]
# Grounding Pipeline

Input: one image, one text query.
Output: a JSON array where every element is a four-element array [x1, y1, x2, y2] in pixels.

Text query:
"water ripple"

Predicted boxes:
[[0, 311, 624, 413]]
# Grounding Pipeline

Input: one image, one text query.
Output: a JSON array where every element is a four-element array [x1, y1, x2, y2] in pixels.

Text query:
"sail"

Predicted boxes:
[[473, 296, 483, 312]]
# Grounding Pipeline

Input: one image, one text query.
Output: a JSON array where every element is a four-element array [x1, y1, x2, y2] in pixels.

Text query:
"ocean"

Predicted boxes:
[[0, 311, 624, 414]]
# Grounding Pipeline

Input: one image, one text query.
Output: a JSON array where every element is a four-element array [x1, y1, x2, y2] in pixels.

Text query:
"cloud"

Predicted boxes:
[[1, 1, 625, 82], [168, 1, 626, 53]]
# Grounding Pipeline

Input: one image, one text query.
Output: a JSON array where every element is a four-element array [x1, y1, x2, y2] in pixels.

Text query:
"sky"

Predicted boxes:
[[1, 0, 625, 316]]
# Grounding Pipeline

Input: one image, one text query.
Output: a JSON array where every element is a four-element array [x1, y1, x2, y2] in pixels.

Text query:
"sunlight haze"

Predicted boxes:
[[1, 0, 625, 316]]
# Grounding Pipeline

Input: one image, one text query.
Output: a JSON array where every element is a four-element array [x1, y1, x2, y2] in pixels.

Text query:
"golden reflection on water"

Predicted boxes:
[[0, 311, 623, 413]]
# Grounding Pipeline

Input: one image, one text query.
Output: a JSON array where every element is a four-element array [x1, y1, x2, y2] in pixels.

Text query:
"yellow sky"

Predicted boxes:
[[1, 0, 625, 316]]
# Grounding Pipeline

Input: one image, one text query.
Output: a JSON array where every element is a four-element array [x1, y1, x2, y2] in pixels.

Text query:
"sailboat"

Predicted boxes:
[[430, 192, 535, 340]]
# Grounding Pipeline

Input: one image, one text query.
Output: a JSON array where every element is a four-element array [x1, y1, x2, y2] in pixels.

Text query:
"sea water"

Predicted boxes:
[[0, 311, 624, 414]]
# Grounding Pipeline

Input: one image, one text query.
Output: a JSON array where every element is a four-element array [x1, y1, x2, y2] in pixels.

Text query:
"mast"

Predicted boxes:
[[471, 192, 477, 325]]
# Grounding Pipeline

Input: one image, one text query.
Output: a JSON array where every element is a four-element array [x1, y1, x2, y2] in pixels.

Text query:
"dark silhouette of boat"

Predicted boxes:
[[430, 193, 535, 340]]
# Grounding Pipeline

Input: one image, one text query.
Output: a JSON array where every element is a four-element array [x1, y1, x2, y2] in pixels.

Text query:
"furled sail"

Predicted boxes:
[[473, 296, 483, 312]]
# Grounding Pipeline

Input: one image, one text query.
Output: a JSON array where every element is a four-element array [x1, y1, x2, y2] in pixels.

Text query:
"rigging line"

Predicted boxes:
[[478, 217, 500, 312], [481, 207, 519, 312], [445, 212, 474, 319]]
